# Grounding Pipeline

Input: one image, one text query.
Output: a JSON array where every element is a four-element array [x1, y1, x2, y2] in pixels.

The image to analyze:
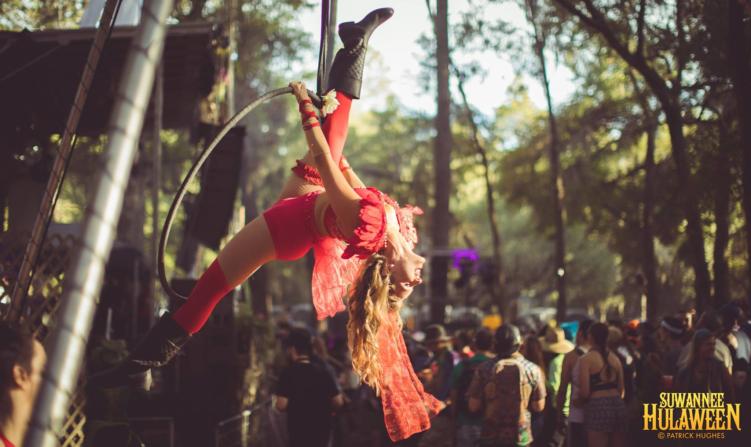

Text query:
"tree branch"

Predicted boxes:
[[636, 0, 647, 57], [674, 0, 686, 95]]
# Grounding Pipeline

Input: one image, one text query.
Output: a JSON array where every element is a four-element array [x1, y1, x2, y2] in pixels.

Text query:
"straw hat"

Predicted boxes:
[[538, 326, 575, 354]]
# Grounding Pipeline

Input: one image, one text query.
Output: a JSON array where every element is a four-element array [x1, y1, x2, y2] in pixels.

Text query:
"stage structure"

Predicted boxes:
[[0, 13, 217, 443], [9, 0, 172, 444]]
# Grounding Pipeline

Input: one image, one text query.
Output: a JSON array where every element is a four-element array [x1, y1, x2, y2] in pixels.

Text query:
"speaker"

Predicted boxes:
[[188, 126, 245, 250]]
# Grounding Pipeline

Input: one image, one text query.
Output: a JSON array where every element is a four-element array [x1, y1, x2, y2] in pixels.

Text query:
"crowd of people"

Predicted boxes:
[[2, 301, 751, 446], [271, 300, 751, 447]]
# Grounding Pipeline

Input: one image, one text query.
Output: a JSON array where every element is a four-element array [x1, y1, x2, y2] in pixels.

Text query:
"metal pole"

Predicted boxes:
[[7, 0, 120, 323], [24, 0, 174, 444], [323, 0, 337, 91]]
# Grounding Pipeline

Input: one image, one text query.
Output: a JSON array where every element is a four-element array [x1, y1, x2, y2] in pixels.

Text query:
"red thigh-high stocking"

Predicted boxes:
[[172, 260, 232, 334], [321, 90, 353, 166]]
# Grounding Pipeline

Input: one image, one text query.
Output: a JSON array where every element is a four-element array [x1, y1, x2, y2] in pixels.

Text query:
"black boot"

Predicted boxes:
[[328, 7, 394, 99], [88, 313, 190, 389]]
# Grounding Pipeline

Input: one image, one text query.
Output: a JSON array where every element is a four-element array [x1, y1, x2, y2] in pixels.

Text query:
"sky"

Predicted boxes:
[[295, 0, 577, 118]]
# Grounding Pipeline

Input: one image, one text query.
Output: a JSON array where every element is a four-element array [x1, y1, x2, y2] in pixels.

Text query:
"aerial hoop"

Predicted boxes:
[[160, 0, 336, 301], [158, 88, 322, 300]]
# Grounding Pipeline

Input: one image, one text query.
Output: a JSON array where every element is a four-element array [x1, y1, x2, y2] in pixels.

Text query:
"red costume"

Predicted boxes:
[[378, 314, 443, 441], [173, 90, 437, 442]]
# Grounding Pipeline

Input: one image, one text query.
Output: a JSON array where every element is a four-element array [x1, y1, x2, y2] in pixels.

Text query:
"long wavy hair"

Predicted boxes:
[[346, 253, 401, 395], [589, 322, 615, 381]]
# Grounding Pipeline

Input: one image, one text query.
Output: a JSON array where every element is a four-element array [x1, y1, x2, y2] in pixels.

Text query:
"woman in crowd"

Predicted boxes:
[[577, 322, 626, 447], [521, 334, 547, 441], [675, 329, 734, 400]]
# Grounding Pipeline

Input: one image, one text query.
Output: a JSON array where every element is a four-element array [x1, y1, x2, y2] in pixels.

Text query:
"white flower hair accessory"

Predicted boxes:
[[321, 89, 340, 116]]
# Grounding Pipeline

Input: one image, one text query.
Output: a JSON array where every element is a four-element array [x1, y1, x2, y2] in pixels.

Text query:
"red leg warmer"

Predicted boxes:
[[172, 260, 233, 334], [321, 90, 353, 166]]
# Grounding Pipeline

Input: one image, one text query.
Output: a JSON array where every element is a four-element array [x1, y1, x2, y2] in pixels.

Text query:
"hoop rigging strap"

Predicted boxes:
[[317, 0, 330, 95]]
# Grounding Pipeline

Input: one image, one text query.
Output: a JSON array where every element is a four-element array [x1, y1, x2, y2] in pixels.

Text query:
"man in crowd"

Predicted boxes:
[[424, 324, 457, 402], [273, 326, 343, 447], [450, 328, 494, 447], [658, 316, 685, 377], [0, 322, 47, 447], [557, 319, 592, 447], [468, 324, 545, 447]]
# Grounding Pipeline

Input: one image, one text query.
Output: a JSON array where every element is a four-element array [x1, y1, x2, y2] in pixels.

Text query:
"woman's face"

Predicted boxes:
[[381, 205, 425, 300], [385, 234, 426, 300]]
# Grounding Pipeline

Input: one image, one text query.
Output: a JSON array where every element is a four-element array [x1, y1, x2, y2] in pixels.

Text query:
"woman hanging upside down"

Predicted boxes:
[[94, 7, 442, 442]]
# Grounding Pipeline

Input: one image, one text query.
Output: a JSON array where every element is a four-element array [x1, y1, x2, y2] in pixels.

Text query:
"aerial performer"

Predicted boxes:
[[95, 7, 442, 442]]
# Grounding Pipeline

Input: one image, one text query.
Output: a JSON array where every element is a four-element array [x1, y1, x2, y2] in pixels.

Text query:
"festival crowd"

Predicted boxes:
[[270, 301, 751, 447]]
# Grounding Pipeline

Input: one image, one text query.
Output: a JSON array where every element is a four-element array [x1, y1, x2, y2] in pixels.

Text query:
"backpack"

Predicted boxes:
[[481, 356, 535, 445]]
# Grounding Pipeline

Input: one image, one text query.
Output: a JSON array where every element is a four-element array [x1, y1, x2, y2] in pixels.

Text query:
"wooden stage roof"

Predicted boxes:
[[0, 22, 216, 144]]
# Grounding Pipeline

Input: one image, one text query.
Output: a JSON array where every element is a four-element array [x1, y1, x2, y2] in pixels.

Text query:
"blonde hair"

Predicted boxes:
[[347, 253, 401, 395]]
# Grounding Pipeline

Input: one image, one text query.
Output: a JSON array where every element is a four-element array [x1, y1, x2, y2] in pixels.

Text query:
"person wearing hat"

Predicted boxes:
[[537, 325, 574, 446], [423, 324, 457, 402], [539, 325, 574, 405], [657, 316, 686, 376], [413, 324, 456, 446], [450, 328, 495, 447], [467, 324, 546, 447]]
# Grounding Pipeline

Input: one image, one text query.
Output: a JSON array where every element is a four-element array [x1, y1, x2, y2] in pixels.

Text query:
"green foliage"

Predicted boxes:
[[14, 0, 751, 319]]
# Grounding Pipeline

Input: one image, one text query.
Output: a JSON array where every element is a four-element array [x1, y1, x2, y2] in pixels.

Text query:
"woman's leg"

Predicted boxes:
[[320, 91, 353, 166], [172, 216, 276, 334], [298, 91, 353, 171]]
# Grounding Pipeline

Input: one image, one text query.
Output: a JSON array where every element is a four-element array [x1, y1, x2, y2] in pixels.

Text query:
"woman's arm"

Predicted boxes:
[[578, 355, 590, 401], [340, 158, 367, 189], [615, 354, 625, 399], [290, 82, 361, 236], [556, 352, 573, 412]]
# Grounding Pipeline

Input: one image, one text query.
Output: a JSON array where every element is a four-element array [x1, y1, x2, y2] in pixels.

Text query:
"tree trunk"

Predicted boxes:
[[728, 0, 751, 302], [662, 104, 713, 311], [552, 0, 712, 312], [526, 0, 567, 322], [713, 123, 731, 307], [643, 123, 659, 322], [430, 0, 452, 324], [628, 71, 659, 322], [454, 69, 506, 316]]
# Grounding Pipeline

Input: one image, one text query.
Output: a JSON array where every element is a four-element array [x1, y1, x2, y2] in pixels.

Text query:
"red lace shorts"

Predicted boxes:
[[262, 192, 320, 260]]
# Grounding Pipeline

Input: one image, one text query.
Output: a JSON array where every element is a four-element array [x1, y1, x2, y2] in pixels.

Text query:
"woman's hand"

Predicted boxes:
[[289, 81, 310, 103]]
